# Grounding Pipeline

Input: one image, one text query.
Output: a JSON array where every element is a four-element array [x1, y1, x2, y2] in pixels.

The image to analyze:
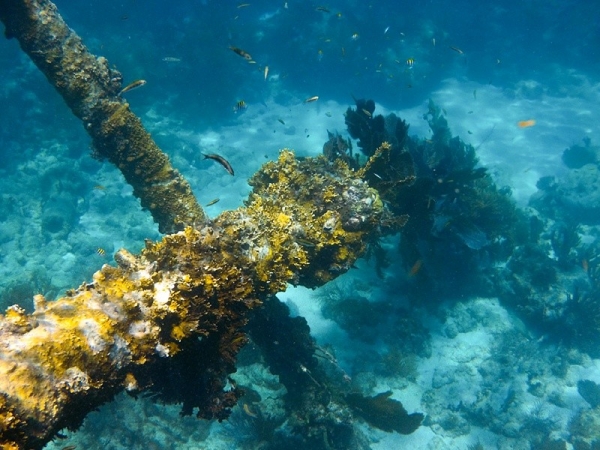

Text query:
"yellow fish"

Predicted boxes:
[[517, 119, 536, 128]]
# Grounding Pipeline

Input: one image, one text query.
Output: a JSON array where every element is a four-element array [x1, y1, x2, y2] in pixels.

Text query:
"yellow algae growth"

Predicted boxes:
[[0, 150, 385, 449]]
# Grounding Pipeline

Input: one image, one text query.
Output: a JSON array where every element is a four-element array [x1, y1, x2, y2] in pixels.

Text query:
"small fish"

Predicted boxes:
[[325, 112, 332, 117], [384, 26, 390, 34], [361, 108, 372, 117], [206, 198, 220, 206], [304, 96, 319, 103], [233, 100, 247, 112], [473, 89, 477, 100], [118, 79, 146, 96], [229, 45, 253, 61], [351, 33, 359, 40], [517, 119, 536, 128], [61, 446, 77, 450], [296, 238, 316, 248], [278, 118, 285, 125], [432, 37, 436, 46], [284, 1, 288, 8], [408, 259, 423, 277], [583, 259, 589, 272], [94, 185, 106, 190], [96, 248, 106, 256], [316, 6, 330, 12], [449, 46, 464, 54], [406, 58, 414, 69], [203, 153, 235, 176], [243, 403, 258, 418], [162, 57, 181, 62], [237, 3, 250, 7], [264, 65, 269, 81]]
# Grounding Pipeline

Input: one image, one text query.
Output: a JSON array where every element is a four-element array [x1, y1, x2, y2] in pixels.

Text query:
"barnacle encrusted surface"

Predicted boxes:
[[0, 150, 384, 449]]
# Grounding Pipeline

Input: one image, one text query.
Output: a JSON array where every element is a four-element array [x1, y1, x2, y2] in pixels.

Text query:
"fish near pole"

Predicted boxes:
[[0, 0, 206, 234], [0, 150, 387, 449]]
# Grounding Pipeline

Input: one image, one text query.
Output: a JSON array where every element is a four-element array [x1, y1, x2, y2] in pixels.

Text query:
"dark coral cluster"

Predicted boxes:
[[244, 296, 423, 450], [489, 135, 600, 358], [337, 98, 525, 300]]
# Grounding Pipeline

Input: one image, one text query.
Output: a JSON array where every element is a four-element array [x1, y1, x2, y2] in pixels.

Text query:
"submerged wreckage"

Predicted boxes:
[[0, 1, 421, 449]]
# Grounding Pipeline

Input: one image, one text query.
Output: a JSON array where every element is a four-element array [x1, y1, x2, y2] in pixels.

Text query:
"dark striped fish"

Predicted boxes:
[[202, 153, 234, 176], [233, 100, 247, 112]]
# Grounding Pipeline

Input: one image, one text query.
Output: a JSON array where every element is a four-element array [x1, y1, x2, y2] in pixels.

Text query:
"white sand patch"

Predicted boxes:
[[415, 78, 599, 205], [166, 78, 600, 210]]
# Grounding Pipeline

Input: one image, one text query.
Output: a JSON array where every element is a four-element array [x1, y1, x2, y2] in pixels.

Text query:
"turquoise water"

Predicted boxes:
[[1, 1, 600, 449]]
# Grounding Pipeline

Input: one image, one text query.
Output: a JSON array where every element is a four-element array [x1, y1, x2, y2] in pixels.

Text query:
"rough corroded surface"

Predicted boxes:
[[0, 151, 384, 449], [0, 0, 205, 233]]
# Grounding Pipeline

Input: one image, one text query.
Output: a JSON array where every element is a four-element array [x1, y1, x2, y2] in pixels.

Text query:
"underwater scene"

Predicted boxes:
[[1, 0, 600, 449]]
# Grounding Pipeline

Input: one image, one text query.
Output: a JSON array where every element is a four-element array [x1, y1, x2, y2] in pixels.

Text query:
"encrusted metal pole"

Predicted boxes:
[[0, 0, 205, 234], [0, 150, 384, 450], [0, 2, 396, 449]]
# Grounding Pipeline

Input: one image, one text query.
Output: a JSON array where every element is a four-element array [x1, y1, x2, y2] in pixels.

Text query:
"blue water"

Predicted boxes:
[[1, 1, 600, 449]]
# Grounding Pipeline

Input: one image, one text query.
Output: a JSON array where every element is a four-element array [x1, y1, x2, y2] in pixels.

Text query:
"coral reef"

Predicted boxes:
[[530, 164, 600, 225], [247, 295, 423, 449], [320, 289, 431, 357], [248, 296, 364, 450], [340, 98, 524, 300], [344, 98, 385, 157], [0, 0, 204, 234], [0, 150, 386, 449], [395, 101, 524, 299], [322, 130, 358, 170], [562, 137, 598, 169], [495, 153, 600, 356], [578, 380, 600, 409], [344, 391, 423, 434]]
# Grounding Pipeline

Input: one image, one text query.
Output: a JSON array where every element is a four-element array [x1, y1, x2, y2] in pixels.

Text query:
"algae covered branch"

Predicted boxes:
[[0, 149, 388, 449], [0, 0, 204, 234], [0, 1, 419, 449]]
